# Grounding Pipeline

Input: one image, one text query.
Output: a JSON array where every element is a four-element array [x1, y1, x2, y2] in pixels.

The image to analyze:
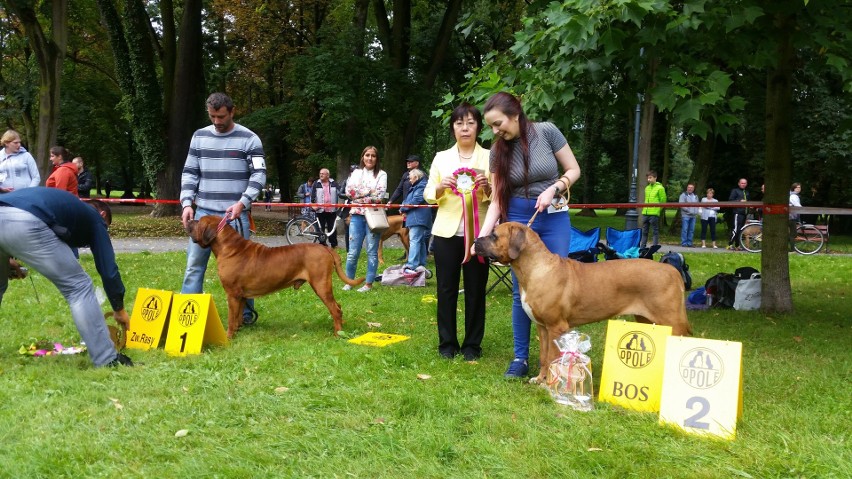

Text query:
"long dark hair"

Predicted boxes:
[[359, 145, 380, 178], [483, 92, 533, 221]]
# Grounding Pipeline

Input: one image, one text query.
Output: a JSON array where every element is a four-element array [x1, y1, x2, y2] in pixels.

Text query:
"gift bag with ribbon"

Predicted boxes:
[[364, 206, 389, 232], [380, 264, 426, 287], [546, 331, 594, 411]]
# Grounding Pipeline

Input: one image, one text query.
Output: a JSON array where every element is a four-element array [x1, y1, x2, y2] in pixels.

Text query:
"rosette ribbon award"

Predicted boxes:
[[451, 167, 484, 264]]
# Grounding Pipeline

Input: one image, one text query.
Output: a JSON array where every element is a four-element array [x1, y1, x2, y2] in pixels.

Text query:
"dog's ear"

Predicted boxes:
[[199, 224, 217, 247], [507, 224, 526, 260]]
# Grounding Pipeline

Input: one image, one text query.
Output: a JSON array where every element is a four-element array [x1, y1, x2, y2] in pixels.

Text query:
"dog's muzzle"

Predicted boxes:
[[473, 237, 496, 260]]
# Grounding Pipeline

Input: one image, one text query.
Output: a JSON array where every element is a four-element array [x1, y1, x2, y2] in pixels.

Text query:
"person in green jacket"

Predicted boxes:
[[641, 170, 667, 248]]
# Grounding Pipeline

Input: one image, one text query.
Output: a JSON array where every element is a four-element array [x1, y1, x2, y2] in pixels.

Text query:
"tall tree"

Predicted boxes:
[[456, 0, 852, 313], [2, 0, 68, 179]]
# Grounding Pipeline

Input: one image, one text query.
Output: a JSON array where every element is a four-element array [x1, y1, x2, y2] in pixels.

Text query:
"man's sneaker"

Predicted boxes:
[[357, 285, 372, 293], [342, 284, 352, 291], [504, 359, 529, 379], [403, 267, 417, 275], [106, 353, 134, 368]]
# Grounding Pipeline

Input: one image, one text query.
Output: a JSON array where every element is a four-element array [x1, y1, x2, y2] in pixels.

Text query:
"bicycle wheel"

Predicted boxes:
[[793, 225, 824, 255], [739, 223, 763, 253], [285, 216, 321, 245]]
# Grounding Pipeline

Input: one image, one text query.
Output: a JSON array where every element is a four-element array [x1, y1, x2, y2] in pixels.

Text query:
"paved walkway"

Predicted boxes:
[[105, 235, 729, 255]]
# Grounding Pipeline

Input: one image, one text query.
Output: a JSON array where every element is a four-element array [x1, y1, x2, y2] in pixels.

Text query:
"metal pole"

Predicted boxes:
[[625, 48, 644, 230]]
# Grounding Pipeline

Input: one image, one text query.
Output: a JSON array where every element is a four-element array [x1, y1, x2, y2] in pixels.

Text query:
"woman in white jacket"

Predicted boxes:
[[343, 146, 387, 292], [699, 187, 720, 248], [0, 130, 40, 193]]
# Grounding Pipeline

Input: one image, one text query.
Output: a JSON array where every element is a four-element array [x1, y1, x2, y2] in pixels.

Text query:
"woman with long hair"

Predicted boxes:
[[343, 146, 387, 292], [476, 92, 581, 379], [424, 103, 492, 360]]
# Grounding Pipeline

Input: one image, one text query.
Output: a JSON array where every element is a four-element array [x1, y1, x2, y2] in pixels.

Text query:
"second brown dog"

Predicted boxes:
[[475, 222, 692, 383], [186, 215, 365, 338]]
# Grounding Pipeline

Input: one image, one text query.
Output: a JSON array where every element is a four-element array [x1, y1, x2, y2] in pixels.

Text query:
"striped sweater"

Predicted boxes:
[[180, 124, 266, 211]]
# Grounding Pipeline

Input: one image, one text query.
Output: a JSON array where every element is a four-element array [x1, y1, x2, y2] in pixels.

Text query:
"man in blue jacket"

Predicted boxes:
[[0, 187, 132, 367]]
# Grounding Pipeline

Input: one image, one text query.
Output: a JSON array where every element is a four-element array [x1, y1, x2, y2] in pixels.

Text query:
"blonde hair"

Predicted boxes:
[[1, 130, 21, 146], [408, 168, 425, 182]]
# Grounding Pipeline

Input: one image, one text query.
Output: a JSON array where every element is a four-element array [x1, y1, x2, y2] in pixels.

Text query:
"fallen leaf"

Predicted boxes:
[[274, 386, 290, 393], [792, 336, 803, 342], [374, 417, 386, 424], [367, 322, 382, 328], [588, 448, 603, 452], [416, 374, 432, 380], [175, 429, 189, 438], [109, 398, 123, 410]]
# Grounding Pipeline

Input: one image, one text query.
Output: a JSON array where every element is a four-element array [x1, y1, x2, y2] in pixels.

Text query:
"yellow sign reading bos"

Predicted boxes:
[[598, 320, 673, 412]]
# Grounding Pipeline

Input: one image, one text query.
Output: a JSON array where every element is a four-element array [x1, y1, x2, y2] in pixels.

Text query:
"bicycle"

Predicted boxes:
[[284, 207, 345, 246], [738, 220, 824, 255]]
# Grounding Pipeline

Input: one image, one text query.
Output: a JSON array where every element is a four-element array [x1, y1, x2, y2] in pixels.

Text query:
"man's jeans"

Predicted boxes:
[[181, 207, 254, 318], [681, 215, 696, 246], [345, 214, 380, 283], [0, 207, 118, 366]]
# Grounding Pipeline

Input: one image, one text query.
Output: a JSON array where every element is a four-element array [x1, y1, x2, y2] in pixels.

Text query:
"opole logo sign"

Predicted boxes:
[[177, 299, 200, 328], [618, 331, 656, 369], [140, 295, 163, 322], [678, 347, 724, 389]]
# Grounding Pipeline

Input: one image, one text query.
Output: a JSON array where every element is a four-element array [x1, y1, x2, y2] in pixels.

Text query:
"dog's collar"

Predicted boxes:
[[216, 213, 232, 235]]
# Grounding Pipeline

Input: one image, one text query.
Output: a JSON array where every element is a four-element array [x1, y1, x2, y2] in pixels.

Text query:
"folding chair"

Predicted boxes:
[[486, 261, 513, 294], [567, 226, 600, 263], [598, 227, 659, 260]]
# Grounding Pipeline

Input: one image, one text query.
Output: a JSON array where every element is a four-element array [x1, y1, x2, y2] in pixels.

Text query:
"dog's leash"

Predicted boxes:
[[216, 212, 233, 235], [526, 190, 570, 227]]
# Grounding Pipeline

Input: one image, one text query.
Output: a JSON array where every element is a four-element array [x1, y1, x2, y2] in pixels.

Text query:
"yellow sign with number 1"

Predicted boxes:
[[164, 294, 228, 356], [659, 336, 743, 440]]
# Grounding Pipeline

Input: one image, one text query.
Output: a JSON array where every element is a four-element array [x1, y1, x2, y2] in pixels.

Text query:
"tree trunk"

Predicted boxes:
[[761, 13, 795, 313], [156, 0, 204, 217], [6, 0, 67, 180]]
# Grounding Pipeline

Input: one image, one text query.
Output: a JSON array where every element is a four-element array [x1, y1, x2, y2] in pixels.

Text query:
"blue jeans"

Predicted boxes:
[[507, 197, 572, 362], [346, 214, 380, 283], [0, 207, 118, 366], [641, 215, 660, 247], [681, 215, 696, 246], [182, 207, 254, 318], [405, 225, 429, 269]]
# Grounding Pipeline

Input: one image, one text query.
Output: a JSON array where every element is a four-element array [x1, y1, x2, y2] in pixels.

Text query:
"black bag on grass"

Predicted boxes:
[[705, 273, 738, 308], [660, 252, 692, 290]]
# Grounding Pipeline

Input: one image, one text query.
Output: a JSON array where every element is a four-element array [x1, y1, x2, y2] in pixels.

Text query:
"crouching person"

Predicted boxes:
[[0, 187, 133, 367]]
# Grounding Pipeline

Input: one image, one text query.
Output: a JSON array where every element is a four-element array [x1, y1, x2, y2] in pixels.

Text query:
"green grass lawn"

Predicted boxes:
[[1, 239, 849, 477]]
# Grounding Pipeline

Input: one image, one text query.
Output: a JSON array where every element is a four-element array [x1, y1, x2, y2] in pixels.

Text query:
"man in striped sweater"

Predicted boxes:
[[180, 92, 267, 325]]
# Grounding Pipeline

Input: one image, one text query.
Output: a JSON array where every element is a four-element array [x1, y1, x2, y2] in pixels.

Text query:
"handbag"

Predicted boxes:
[[733, 273, 761, 311], [364, 206, 389, 232], [380, 265, 426, 287]]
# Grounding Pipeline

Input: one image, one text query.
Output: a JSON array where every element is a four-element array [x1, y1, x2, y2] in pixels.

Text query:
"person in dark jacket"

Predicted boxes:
[[399, 169, 432, 273], [73, 157, 95, 198], [388, 155, 421, 205], [0, 187, 133, 367], [727, 178, 750, 249]]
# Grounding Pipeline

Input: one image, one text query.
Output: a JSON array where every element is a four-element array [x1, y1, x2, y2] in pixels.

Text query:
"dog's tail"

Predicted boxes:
[[329, 247, 366, 286]]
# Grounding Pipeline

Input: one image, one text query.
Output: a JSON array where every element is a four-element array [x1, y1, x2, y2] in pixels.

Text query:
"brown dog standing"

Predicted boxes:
[[186, 215, 365, 338], [475, 222, 691, 383]]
